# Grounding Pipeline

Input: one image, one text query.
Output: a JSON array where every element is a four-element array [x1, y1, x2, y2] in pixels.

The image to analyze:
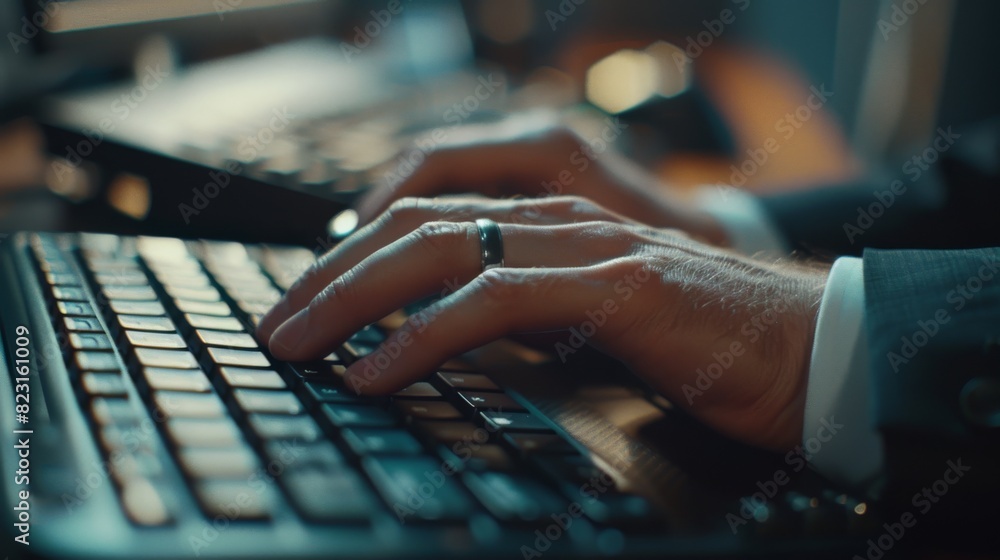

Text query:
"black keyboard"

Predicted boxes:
[[23, 232, 660, 536]]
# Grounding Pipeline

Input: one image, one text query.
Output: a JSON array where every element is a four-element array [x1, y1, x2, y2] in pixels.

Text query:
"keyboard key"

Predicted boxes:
[[157, 273, 210, 289], [69, 332, 113, 350], [111, 451, 165, 483], [301, 381, 371, 404], [247, 414, 322, 441], [74, 351, 120, 372], [195, 480, 274, 520], [532, 456, 654, 527], [94, 271, 148, 286], [462, 471, 566, 523], [481, 411, 551, 432], [91, 397, 142, 425], [342, 429, 423, 455], [321, 404, 395, 427], [283, 468, 375, 523], [265, 441, 343, 469], [175, 299, 231, 317], [363, 456, 474, 522], [52, 286, 87, 301], [195, 330, 257, 349], [291, 363, 346, 381], [80, 372, 128, 397], [134, 348, 199, 369], [394, 400, 463, 420], [459, 444, 516, 471], [164, 285, 221, 302], [206, 347, 270, 368], [393, 382, 442, 399], [124, 330, 186, 349], [142, 367, 212, 393], [166, 418, 244, 447], [457, 391, 525, 413], [46, 272, 81, 286], [117, 315, 176, 332], [120, 478, 173, 526], [185, 314, 244, 332], [154, 391, 225, 418], [97, 424, 155, 457], [110, 300, 165, 316], [64, 317, 104, 332], [324, 351, 346, 364], [435, 372, 500, 392], [178, 447, 259, 479], [218, 367, 286, 390], [102, 285, 156, 301], [236, 300, 274, 316], [417, 421, 487, 445], [503, 433, 576, 456], [232, 389, 303, 415], [56, 301, 95, 316]]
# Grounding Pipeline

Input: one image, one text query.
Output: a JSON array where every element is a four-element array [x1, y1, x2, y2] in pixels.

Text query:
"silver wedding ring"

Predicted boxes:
[[475, 219, 505, 272]]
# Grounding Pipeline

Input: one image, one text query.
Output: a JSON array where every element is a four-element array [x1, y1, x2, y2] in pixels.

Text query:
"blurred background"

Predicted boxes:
[[0, 0, 994, 243]]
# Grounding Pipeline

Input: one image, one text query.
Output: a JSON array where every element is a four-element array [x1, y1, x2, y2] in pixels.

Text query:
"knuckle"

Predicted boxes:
[[472, 268, 522, 305], [384, 197, 428, 224], [311, 269, 359, 312], [409, 221, 475, 256], [546, 195, 603, 217], [598, 256, 651, 281]]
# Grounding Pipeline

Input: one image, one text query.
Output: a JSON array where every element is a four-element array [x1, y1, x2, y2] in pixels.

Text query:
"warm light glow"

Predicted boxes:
[[854, 503, 868, 515], [107, 173, 151, 220], [329, 209, 360, 237], [586, 49, 659, 114], [644, 41, 693, 98]]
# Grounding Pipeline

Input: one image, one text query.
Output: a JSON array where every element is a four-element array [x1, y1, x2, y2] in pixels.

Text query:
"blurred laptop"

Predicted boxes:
[[2, 1, 877, 558]]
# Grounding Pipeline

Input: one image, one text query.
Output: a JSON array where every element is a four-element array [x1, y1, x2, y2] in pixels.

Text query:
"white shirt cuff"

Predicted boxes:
[[803, 256, 883, 486], [694, 186, 789, 257]]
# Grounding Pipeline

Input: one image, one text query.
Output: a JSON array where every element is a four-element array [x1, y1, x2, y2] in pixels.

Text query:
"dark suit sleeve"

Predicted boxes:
[[862, 247, 1000, 528], [758, 118, 1000, 257]]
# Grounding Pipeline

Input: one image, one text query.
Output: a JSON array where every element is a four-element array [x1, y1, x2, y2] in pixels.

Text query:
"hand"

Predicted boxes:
[[355, 118, 729, 246], [257, 196, 827, 451]]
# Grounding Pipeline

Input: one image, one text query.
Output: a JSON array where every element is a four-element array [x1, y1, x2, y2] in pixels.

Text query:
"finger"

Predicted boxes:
[[256, 195, 628, 341], [355, 129, 575, 224], [266, 221, 637, 360], [340, 260, 648, 395]]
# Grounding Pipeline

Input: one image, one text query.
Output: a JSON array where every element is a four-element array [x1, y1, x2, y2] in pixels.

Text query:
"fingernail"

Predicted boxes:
[[269, 307, 310, 357]]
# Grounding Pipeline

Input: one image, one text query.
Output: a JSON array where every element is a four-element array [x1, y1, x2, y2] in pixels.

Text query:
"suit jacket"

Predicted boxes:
[[863, 248, 1000, 532]]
